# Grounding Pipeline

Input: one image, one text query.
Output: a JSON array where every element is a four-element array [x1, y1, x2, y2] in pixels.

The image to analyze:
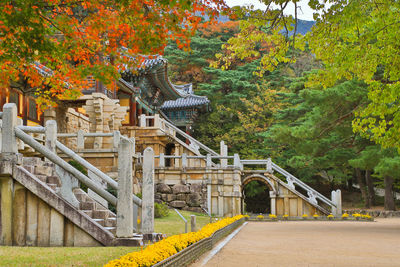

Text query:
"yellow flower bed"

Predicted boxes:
[[105, 215, 244, 267]]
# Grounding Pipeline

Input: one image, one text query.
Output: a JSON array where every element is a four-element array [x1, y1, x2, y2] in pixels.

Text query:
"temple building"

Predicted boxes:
[[160, 85, 210, 132], [0, 55, 209, 132]]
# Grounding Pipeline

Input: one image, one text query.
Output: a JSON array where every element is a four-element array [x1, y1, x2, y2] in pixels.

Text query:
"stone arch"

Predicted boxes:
[[241, 174, 276, 215], [242, 174, 276, 194]]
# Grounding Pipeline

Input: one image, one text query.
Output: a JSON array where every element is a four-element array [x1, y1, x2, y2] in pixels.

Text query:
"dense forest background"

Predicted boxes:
[[164, 19, 400, 210]]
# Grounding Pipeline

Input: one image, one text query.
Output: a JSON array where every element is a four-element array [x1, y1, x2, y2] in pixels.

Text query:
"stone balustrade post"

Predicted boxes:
[[182, 153, 187, 168], [233, 154, 241, 169], [270, 191, 276, 215], [139, 114, 147, 127], [154, 114, 161, 128], [77, 130, 85, 150], [116, 137, 134, 237], [130, 137, 135, 154], [266, 158, 273, 173], [17, 118, 24, 151], [0, 103, 17, 245], [206, 154, 212, 168], [141, 147, 155, 234], [112, 131, 121, 150], [45, 120, 57, 154], [331, 190, 337, 215], [220, 141, 228, 168], [1, 103, 18, 159], [159, 153, 165, 168], [336, 189, 342, 215], [191, 215, 196, 232]]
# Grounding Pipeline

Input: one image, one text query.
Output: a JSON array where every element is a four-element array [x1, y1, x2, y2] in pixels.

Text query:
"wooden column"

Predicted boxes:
[[22, 94, 28, 126], [130, 99, 136, 126]]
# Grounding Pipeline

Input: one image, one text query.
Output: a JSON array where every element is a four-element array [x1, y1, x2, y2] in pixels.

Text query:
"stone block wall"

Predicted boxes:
[[0, 177, 101, 247], [154, 183, 207, 213]]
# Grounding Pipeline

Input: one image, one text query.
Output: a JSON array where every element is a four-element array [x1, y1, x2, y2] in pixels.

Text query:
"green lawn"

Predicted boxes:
[[0, 209, 212, 267], [154, 209, 212, 236]]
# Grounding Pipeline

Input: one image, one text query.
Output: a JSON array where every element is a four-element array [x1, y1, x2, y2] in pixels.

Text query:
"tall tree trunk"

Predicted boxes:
[[355, 168, 369, 208], [365, 170, 375, 207], [384, 176, 395, 211]]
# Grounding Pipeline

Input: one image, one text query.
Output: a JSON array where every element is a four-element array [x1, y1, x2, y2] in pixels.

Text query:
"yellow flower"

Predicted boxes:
[[269, 214, 277, 219], [327, 214, 334, 218], [257, 214, 264, 220], [342, 213, 349, 218], [283, 214, 289, 218], [104, 215, 244, 267], [313, 214, 319, 218], [302, 214, 308, 218]]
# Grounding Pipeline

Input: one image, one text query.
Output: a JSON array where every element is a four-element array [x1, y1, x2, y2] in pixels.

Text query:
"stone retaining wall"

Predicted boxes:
[[155, 183, 207, 213]]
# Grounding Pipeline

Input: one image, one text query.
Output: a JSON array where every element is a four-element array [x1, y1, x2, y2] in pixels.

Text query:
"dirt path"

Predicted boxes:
[[191, 219, 400, 267]]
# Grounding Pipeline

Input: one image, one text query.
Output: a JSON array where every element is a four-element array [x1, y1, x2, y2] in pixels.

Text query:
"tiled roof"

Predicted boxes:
[[161, 95, 210, 110]]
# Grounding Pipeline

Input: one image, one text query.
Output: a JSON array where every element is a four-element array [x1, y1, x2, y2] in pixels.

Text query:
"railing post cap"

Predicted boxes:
[[3, 102, 17, 109]]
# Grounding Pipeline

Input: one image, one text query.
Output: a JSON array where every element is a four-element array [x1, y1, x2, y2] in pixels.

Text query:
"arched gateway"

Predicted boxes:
[[242, 174, 277, 215]]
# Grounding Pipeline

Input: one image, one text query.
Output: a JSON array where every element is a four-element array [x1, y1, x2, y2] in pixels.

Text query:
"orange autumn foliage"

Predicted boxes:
[[0, 0, 229, 108]]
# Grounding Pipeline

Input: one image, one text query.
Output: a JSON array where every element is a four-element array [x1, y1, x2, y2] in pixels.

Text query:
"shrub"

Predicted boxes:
[[68, 160, 88, 192], [154, 202, 169, 218]]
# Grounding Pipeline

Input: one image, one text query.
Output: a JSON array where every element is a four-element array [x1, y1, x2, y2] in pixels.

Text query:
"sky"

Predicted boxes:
[[225, 0, 316, 21]]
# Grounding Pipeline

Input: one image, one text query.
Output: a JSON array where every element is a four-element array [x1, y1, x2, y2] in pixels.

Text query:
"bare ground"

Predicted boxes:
[[191, 218, 400, 267]]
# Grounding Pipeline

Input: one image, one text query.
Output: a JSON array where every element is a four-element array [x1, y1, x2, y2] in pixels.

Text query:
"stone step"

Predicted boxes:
[[47, 183, 58, 191], [74, 192, 88, 203], [92, 210, 110, 220], [47, 176, 60, 186], [80, 201, 96, 210], [114, 237, 144, 246], [106, 172, 118, 179], [36, 175, 48, 183], [104, 227, 116, 235], [34, 165, 53, 176], [93, 218, 105, 227], [82, 210, 93, 217], [23, 165, 35, 173], [104, 217, 117, 227], [22, 157, 43, 167]]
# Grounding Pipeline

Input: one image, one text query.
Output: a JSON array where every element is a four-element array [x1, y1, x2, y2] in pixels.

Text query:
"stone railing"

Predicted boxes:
[[138, 113, 341, 216], [57, 130, 124, 153], [0, 103, 155, 236], [139, 114, 219, 157], [150, 154, 241, 169], [240, 158, 341, 215], [153, 218, 245, 267]]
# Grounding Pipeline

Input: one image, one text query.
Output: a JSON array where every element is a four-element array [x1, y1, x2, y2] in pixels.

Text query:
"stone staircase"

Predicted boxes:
[[22, 157, 141, 245]]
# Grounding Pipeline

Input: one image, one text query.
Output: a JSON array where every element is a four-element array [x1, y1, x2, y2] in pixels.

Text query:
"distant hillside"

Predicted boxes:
[[210, 13, 315, 35], [295, 19, 315, 35]]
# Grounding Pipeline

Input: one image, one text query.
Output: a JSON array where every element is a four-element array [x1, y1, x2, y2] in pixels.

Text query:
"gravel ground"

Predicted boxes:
[[191, 218, 400, 267]]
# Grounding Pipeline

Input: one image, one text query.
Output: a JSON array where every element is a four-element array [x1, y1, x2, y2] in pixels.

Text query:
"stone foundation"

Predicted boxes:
[[154, 183, 207, 213]]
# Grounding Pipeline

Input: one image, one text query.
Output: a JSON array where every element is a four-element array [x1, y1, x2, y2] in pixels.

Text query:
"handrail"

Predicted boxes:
[[56, 140, 142, 207], [174, 209, 188, 233], [271, 162, 335, 207], [240, 159, 268, 164], [58, 132, 114, 138], [160, 118, 219, 156], [17, 125, 45, 133], [15, 127, 118, 206]]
